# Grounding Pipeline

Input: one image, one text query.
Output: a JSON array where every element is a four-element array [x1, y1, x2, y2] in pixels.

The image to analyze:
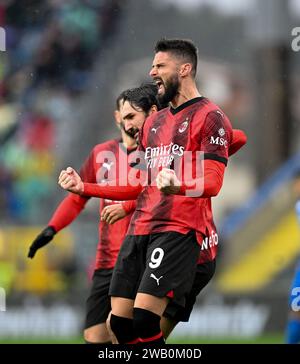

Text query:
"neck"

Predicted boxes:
[[170, 80, 201, 109], [121, 130, 137, 149]]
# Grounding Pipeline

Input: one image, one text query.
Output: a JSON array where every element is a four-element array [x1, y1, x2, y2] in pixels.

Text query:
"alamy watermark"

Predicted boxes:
[[291, 27, 300, 52], [291, 287, 300, 312], [0, 287, 6, 311], [0, 27, 5, 51], [92, 144, 205, 197]]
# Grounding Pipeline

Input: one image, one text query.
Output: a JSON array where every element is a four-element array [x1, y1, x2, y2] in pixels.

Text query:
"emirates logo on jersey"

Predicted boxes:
[[178, 119, 189, 133], [145, 143, 185, 169]]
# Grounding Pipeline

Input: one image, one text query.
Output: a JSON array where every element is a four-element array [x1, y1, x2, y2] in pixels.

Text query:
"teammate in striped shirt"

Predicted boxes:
[[27, 89, 139, 344]]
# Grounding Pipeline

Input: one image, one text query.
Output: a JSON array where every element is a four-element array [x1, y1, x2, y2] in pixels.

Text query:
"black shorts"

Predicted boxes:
[[109, 231, 200, 307], [163, 259, 216, 322], [84, 268, 113, 329]]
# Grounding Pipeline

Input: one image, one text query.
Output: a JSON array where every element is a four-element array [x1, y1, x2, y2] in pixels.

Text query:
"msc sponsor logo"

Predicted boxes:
[[210, 136, 228, 147]]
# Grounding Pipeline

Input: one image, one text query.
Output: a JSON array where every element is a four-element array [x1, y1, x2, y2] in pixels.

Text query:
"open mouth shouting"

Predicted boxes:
[[154, 78, 164, 94]]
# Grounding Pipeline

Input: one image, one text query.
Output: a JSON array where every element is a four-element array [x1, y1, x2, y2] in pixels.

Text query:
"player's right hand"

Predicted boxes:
[[27, 226, 56, 259], [156, 168, 181, 195], [58, 167, 84, 194], [101, 204, 127, 224]]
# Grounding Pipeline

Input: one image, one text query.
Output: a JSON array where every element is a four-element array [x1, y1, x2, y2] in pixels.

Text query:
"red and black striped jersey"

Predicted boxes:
[[128, 97, 233, 262], [79, 139, 136, 269]]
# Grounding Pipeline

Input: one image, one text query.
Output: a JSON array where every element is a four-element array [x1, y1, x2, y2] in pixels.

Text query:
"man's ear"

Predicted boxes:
[[114, 110, 121, 124], [149, 105, 158, 115], [180, 63, 192, 77]]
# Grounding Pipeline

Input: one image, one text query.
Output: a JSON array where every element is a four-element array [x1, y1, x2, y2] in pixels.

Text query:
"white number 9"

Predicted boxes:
[[149, 248, 164, 269]]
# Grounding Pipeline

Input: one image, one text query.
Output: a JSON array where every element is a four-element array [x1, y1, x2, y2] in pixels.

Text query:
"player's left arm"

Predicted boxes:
[[157, 110, 234, 197], [229, 129, 247, 156], [156, 160, 225, 197], [122, 200, 137, 214]]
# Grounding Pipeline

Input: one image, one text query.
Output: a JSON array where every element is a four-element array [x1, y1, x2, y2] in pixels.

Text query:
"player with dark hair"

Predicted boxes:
[[59, 87, 246, 343], [59, 38, 246, 344], [101, 87, 247, 341], [27, 85, 159, 344], [285, 171, 300, 344], [106, 38, 233, 344]]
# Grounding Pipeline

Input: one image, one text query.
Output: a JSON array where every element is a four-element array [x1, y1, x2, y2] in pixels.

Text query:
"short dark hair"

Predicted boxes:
[[155, 38, 198, 77], [122, 83, 163, 113]]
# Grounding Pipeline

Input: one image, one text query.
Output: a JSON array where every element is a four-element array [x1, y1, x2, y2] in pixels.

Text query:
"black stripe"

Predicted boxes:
[[204, 153, 228, 166], [170, 97, 205, 115]]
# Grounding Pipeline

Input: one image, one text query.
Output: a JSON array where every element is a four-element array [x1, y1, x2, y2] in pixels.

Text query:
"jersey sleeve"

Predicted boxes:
[[229, 129, 247, 157], [48, 193, 88, 232], [201, 110, 233, 166], [122, 200, 137, 214], [83, 183, 142, 200], [48, 148, 97, 232]]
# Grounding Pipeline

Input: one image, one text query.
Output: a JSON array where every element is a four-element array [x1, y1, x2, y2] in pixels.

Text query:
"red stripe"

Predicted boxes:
[[126, 338, 140, 344], [139, 331, 163, 342]]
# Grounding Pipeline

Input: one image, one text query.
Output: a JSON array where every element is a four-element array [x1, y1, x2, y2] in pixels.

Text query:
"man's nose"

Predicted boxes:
[[125, 120, 134, 131], [149, 67, 157, 77]]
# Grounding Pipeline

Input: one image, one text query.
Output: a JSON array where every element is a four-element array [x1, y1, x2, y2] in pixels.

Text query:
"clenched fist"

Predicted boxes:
[[156, 168, 181, 195], [58, 167, 84, 195]]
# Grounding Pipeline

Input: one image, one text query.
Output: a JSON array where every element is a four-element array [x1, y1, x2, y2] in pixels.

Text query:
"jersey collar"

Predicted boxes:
[[170, 97, 204, 115], [119, 141, 137, 155]]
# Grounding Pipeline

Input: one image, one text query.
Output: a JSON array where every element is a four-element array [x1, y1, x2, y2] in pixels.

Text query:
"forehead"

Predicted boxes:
[[121, 100, 143, 116], [152, 51, 177, 65]]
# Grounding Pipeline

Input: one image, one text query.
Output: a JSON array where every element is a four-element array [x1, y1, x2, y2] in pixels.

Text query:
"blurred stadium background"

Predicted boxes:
[[1, 0, 300, 344]]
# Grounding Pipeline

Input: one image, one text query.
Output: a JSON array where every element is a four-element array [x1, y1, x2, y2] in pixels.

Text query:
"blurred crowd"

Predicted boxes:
[[0, 0, 124, 222]]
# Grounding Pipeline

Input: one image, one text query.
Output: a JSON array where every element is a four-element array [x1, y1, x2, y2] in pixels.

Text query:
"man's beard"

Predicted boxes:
[[120, 121, 139, 140], [158, 74, 180, 105]]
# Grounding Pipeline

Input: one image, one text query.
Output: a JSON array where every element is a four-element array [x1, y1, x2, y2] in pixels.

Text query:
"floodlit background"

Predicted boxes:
[[1, 0, 300, 343]]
